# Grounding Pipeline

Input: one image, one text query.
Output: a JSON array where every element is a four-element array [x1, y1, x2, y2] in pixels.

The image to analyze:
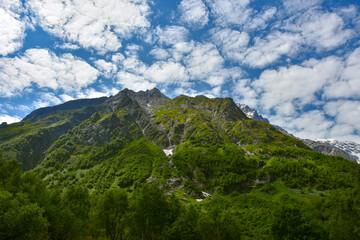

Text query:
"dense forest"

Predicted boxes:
[[1, 149, 360, 240]]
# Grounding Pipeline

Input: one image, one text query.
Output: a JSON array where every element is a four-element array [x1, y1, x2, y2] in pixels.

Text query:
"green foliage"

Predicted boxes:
[[1, 94, 360, 239], [271, 206, 321, 240], [0, 191, 49, 240], [172, 142, 258, 193], [96, 189, 128, 240]]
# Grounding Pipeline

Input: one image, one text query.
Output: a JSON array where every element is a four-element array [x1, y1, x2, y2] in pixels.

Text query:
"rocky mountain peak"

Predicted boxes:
[[112, 87, 170, 109], [236, 103, 270, 123]]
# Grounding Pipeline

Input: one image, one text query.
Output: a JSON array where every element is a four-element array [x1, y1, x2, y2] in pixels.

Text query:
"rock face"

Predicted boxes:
[[115, 88, 170, 110], [302, 139, 356, 162], [315, 139, 360, 163], [236, 104, 269, 123], [236, 103, 359, 163]]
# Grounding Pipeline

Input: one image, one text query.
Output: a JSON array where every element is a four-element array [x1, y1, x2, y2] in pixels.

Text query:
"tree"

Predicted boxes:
[[0, 190, 49, 240], [130, 184, 172, 240], [61, 185, 90, 236], [96, 189, 128, 240], [271, 206, 318, 240]]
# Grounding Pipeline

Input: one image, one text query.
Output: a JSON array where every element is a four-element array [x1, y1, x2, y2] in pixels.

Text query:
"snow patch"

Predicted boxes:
[[163, 149, 174, 156], [202, 191, 212, 198], [316, 139, 360, 163]]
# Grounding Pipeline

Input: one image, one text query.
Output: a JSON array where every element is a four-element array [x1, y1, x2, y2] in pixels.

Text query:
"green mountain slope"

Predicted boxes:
[[1, 89, 360, 239]]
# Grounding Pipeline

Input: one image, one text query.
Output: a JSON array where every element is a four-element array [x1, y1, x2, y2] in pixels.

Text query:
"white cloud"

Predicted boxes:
[[76, 87, 118, 99], [56, 43, 80, 50], [0, 114, 21, 124], [252, 56, 342, 114], [325, 100, 360, 131], [149, 48, 170, 60], [145, 61, 189, 84], [155, 25, 189, 46], [324, 100, 360, 142], [242, 51, 360, 142], [0, 0, 26, 56], [232, 78, 258, 107], [245, 7, 277, 30], [94, 59, 118, 78], [33, 92, 62, 109], [59, 94, 74, 102], [178, 0, 209, 29], [243, 31, 302, 68], [270, 110, 333, 140], [324, 47, 360, 99], [284, 10, 354, 50], [0, 49, 99, 97], [206, 0, 251, 26], [116, 71, 156, 92], [124, 44, 142, 57], [283, 0, 322, 13], [27, 0, 150, 52], [184, 42, 225, 85], [210, 28, 249, 60]]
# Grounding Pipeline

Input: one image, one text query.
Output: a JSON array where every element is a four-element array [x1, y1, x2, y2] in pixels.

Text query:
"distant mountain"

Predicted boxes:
[[237, 104, 269, 123], [236, 104, 358, 163], [315, 139, 360, 163]]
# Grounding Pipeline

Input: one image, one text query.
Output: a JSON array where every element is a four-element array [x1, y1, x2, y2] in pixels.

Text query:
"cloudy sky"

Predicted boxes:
[[0, 0, 359, 143]]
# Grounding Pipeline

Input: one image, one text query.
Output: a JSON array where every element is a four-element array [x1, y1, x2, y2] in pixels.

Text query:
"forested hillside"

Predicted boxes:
[[1, 89, 360, 239]]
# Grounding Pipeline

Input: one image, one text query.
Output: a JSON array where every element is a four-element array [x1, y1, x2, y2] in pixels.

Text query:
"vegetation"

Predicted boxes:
[[1, 92, 360, 239]]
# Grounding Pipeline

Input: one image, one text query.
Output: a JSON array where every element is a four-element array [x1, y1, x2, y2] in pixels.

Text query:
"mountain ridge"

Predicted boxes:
[[237, 103, 359, 163]]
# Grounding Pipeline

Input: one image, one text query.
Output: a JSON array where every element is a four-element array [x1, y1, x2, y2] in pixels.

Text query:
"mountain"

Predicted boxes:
[[22, 96, 109, 121], [1, 88, 360, 239], [237, 103, 269, 123], [237, 104, 358, 163], [315, 139, 360, 163]]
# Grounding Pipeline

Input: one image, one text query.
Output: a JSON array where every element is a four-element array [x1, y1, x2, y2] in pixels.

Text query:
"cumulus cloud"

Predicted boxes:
[[33, 92, 62, 109], [210, 28, 249, 60], [270, 110, 334, 140], [252, 56, 342, 114], [76, 87, 119, 99], [184, 42, 230, 86], [245, 7, 277, 30], [56, 43, 80, 50], [0, 49, 99, 97], [94, 59, 118, 78], [236, 48, 360, 142], [117, 71, 155, 92], [284, 10, 354, 50], [178, 0, 209, 29], [283, 0, 323, 13], [155, 25, 189, 46], [206, 0, 251, 26], [145, 61, 189, 84], [325, 101, 360, 131], [243, 31, 302, 68], [0, 114, 21, 124], [149, 48, 170, 60], [0, 0, 27, 56], [323, 100, 360, 142], [232, 78, 258, 107], [324, 47, 360, 99], [27, 0, 151, 52]]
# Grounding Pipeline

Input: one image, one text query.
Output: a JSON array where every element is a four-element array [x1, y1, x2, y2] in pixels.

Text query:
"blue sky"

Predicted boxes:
[[0, 0, 359, 143]]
